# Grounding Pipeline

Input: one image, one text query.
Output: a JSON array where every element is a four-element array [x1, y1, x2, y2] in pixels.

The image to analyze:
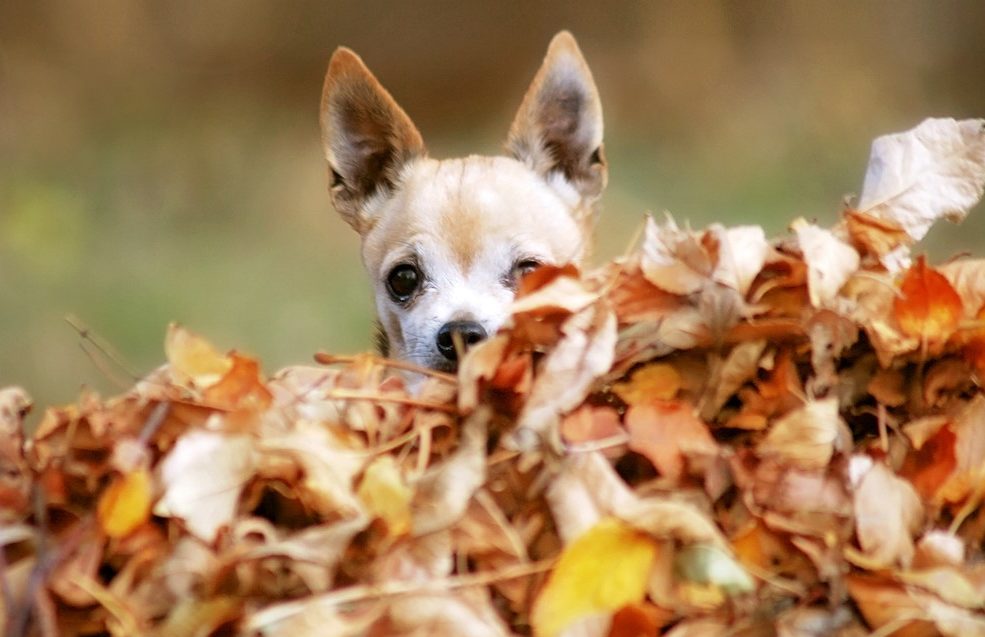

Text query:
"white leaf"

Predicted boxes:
[[853, 459, 924, 568], [792, 218, 860, 307], [641, 215, 711, 295], [155, 429, 256, 543], [858, 118, 985, 241], [710, 224, 769, 295]]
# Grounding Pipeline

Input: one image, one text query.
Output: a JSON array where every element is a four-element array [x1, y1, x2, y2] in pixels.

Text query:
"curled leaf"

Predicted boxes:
[[858, 117, 985, 242]]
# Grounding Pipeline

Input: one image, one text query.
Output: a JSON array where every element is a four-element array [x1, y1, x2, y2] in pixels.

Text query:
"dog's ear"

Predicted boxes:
[[320, 47, 425, 233], [507, 31, 606, 200]]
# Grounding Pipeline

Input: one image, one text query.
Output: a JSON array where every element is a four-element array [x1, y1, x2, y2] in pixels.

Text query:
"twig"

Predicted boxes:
[[622, 214, 649, 258], [740, 562, 806, 597], [475, 489, 529, 562], [325, 389, 458, 413], [338, 558, 552, 603], [367, 418, 452, 456], [565, 432, 630, 454], [138, 401, 171, 446], [877, 403, 889, 453], [315, 352, 458, 383], [68, 575, 143, 635], [64, 315, 140, 389], [864, 613, 924, 637]]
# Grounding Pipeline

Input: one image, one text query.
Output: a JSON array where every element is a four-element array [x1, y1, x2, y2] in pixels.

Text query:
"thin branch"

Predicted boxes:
[[315, 352, 458, 384], [138, 401, 171, 446], [64, 315, 140, 389], [325, 389, 458, 414]]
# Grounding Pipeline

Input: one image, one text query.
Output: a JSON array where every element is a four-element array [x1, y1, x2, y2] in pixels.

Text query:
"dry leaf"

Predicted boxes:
[[894, 255, 964, 346], [560, 405, 625, 447], [513, 302, 616, 449], [357, 456, 412, 535], [640, 215, 711, 295], [98, 469, 153, 538], [792, 218, 860, 307], [844, 209, 912, 259], [165, 323, 233, 388], [757, 398, 845, 470], [612, 363, 681, 405], [155, 429, 256, 543], [531, 517, 657, 637], [858, 117, 985, 242], [852, 458, 924, 568], [626, 401, 717, 481], [709, 224, 769, 295]]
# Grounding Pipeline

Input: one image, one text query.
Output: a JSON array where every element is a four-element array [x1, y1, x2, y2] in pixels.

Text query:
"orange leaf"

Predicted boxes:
[[846, 575, 937, 637], [612, 363, 681, 405], [561, 405, 624, 445], [203, 353, 273, 411], [626, 401, 717, 481], [961, 302, 985, 373], [901, 425, 958, 501], [98, 469, 152, 538], [607, 603, 672, 637], [893, 255, 963, 344], [165, 323, 232, 388]]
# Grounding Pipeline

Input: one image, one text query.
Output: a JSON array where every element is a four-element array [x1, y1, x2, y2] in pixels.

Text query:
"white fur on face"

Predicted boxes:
[[359, 155, 592, 370]]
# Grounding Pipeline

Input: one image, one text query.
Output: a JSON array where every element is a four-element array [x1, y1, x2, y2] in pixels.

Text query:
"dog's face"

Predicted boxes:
[[320, 32, 606, 371]]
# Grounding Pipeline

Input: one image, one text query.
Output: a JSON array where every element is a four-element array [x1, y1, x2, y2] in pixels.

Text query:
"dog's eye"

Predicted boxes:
[[512, 259, 542, 281], [386, 264, 420, 302]]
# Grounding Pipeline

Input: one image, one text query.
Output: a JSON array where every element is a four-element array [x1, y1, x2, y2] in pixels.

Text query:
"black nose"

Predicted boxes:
[[436, 321, 487, 361]]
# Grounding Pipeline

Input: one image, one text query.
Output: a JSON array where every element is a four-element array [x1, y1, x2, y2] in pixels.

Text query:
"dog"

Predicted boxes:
[[319, 31, 606, 371]]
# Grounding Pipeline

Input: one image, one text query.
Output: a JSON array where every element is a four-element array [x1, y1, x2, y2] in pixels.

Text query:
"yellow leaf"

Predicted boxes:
[[612, 363, 681, 405], [97, 469, 152, 538], [357, 456, 411, 535], [532, 517, 657, 637], [165, 323, 232, 388]]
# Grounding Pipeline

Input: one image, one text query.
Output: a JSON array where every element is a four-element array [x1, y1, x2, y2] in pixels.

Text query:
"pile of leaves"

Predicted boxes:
[[3, 117, 985, 637]]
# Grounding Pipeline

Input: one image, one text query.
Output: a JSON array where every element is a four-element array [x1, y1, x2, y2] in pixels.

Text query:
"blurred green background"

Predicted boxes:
[[2, 1, 985, 415]]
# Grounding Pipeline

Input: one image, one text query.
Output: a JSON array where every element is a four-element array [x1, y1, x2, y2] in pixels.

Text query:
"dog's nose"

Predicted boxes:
[[436, 321, 487, 361]]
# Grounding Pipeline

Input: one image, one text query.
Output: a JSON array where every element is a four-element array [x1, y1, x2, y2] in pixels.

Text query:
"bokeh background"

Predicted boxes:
[[3, 1, 985, 415]]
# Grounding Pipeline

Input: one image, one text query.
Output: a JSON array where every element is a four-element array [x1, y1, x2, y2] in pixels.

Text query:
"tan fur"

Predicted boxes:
[[320, 32, 606, 372]]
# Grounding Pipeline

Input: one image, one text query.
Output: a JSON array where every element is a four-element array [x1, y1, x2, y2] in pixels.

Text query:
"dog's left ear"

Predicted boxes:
[[507, 31, 606, 200]]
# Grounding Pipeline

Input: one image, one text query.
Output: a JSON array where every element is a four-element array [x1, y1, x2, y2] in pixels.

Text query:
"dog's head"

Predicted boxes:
[[320, 32, 606, 371]]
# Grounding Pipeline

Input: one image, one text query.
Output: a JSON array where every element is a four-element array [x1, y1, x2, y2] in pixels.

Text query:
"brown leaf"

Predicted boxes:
[[757, 398, 846, 470], [844, 208, 912, 259], [513, 301, 617, 449]]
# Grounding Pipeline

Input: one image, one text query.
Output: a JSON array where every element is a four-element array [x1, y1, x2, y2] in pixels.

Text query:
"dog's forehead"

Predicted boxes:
[[385, 156, 583, 269]]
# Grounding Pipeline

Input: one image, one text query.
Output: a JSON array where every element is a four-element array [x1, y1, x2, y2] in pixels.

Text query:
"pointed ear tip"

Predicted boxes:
[[327, 46, 366, 76], [548, 30, 582, 53]]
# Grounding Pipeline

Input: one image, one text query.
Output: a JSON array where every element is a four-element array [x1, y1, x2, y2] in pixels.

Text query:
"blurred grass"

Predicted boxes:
[[1, 1, 984, 418]]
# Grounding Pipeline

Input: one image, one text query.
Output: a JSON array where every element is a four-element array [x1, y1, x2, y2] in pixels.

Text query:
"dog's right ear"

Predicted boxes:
[[320, 47, 425, 233]]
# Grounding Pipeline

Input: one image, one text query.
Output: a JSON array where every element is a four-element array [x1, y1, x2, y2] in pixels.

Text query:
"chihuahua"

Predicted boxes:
[[319, 31, 606, 371]]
